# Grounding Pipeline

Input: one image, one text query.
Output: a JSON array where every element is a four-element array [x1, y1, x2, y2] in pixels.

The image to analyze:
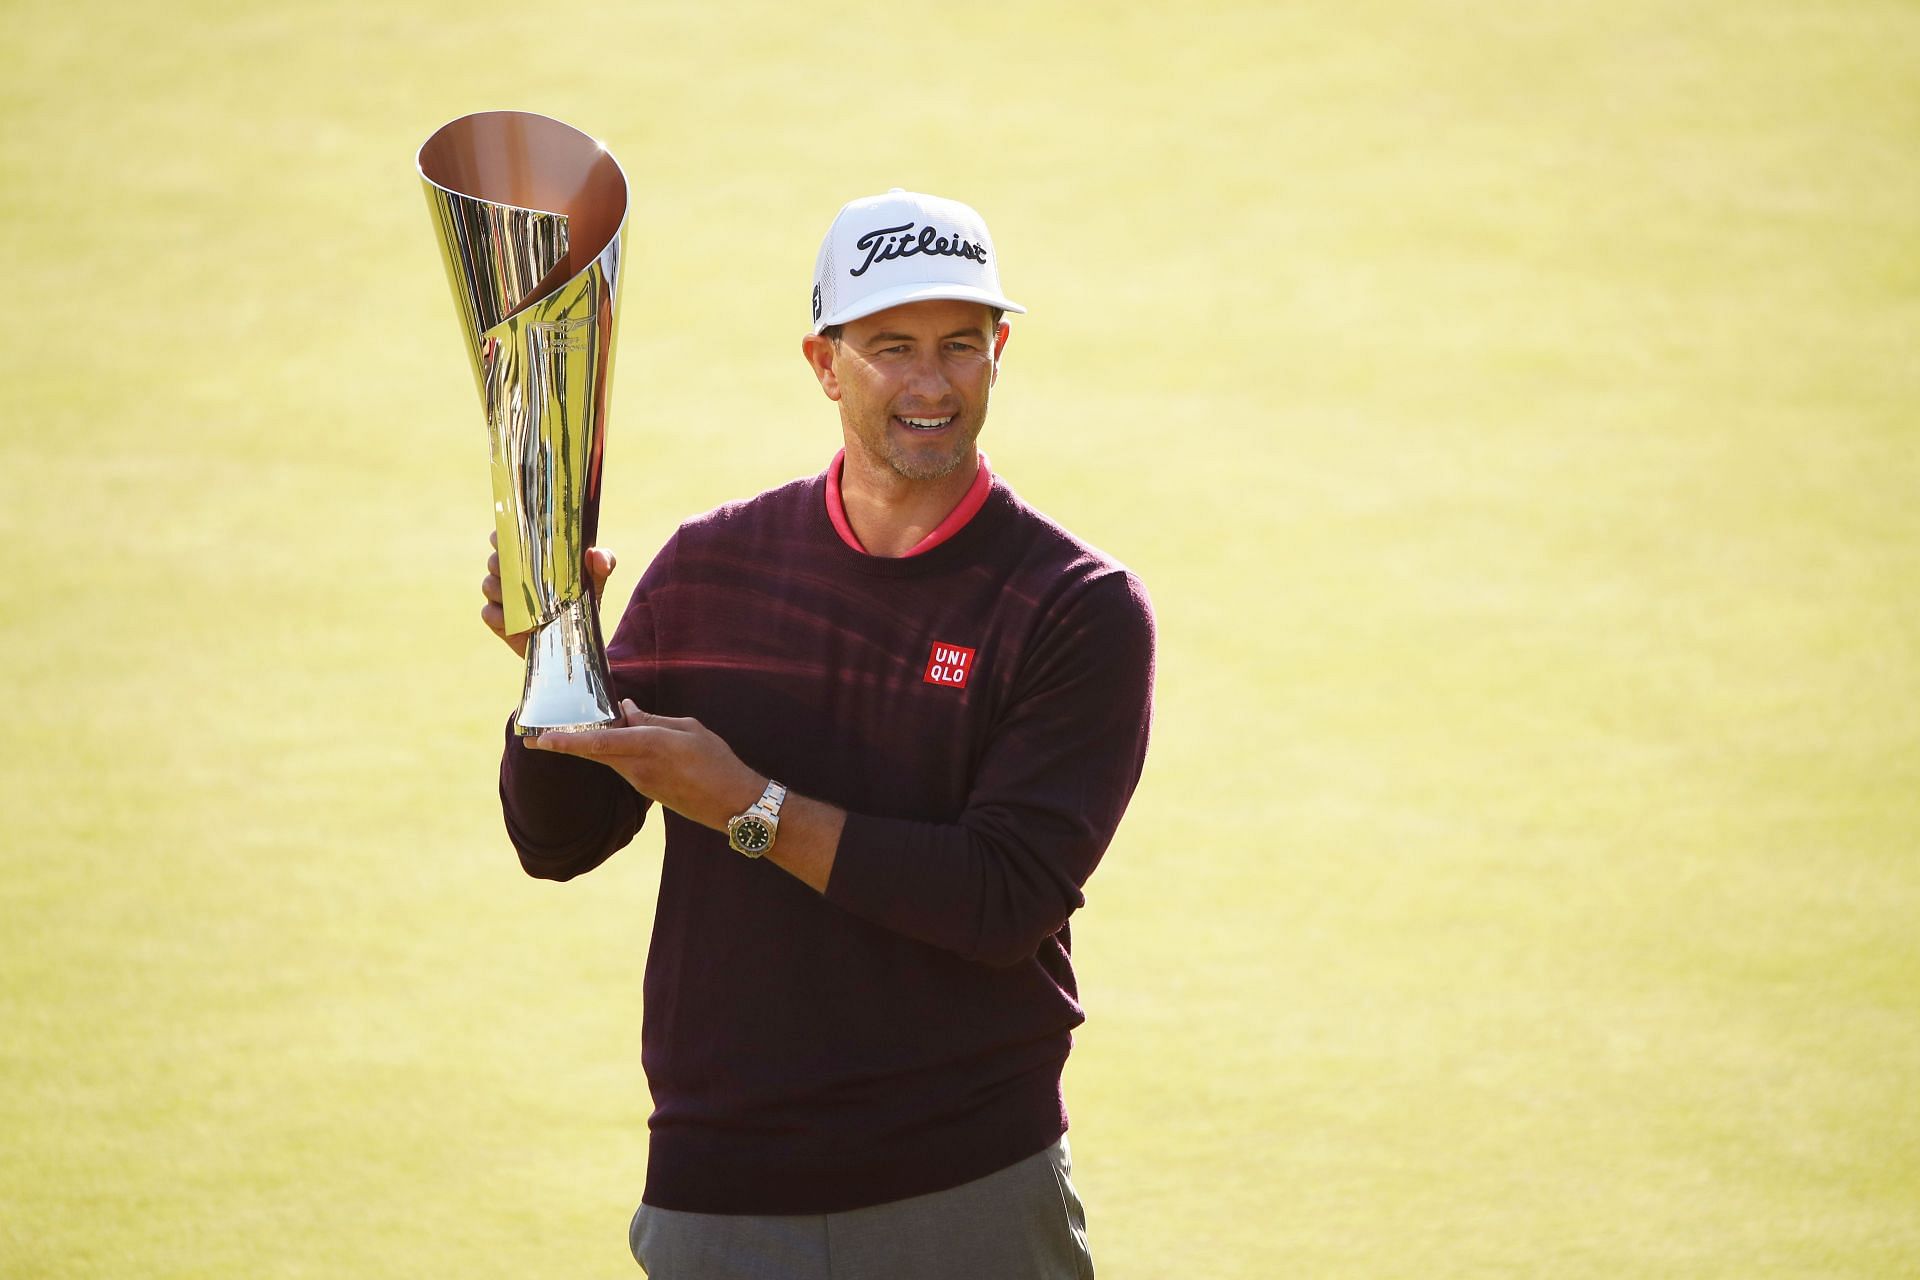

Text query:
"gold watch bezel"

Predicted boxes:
[[726, 780, 786, 858], [727, 813, 776, 857]]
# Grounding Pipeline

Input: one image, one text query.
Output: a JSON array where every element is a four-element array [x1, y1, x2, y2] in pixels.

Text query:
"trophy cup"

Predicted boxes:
[[418, 111, 626, 735]]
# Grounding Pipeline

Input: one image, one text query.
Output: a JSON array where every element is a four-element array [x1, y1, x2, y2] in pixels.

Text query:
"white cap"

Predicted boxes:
[[811, 188, 1026, 333]]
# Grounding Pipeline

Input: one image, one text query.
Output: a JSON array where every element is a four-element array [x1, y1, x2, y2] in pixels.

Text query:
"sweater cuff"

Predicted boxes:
[[498, 716, 625, 848], [826, 812, 948, 940], [826, 811, 1075, 967]]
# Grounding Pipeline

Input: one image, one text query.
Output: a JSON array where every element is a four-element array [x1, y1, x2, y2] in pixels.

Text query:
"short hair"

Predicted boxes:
[[821, 307, 1005, 345]]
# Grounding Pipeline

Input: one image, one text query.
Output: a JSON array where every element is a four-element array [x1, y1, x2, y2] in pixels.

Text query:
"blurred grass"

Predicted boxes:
[[2, 0, 1917, 1275]]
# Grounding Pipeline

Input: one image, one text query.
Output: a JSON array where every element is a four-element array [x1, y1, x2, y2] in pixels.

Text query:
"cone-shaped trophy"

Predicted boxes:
[[418, 111, 626, 735]]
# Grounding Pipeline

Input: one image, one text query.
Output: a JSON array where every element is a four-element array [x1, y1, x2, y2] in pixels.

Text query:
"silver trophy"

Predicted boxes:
[[418, 111, 626, 735]]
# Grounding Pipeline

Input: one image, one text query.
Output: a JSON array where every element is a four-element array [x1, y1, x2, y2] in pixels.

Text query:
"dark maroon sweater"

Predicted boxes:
[[498, 466, 1155, 1214]]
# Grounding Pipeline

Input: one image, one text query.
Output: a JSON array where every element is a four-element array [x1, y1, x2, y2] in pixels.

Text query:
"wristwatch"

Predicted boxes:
[[726, 779, 787, 858]]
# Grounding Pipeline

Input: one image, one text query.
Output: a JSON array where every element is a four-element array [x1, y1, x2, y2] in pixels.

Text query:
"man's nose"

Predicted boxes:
[[901, 350, 952, 399]]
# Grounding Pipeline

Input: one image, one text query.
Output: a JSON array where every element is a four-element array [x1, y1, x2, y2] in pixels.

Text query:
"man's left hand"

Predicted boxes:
[[527, 699, 765, 832]]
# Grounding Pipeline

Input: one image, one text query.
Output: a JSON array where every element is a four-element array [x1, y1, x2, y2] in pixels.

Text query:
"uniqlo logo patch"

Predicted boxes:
[[923, 641, 977, 689]]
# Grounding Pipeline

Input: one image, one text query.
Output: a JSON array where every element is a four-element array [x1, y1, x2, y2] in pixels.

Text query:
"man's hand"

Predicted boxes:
[[528, 699, 766, 832], [481, 530, 616, 658]]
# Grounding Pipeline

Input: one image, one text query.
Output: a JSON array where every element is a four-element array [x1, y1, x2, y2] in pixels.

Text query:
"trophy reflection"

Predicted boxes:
[[418, 112, 626, 735]]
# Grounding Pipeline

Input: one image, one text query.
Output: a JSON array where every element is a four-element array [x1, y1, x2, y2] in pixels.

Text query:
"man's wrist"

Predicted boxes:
[[726, 778, 788, 857]]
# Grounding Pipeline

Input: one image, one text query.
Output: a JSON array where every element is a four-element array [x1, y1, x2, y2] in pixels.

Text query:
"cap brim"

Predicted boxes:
[[816, 282, 1026, 333]]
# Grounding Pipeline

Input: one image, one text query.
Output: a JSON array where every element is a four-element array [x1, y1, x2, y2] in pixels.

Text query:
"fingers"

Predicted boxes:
[[528, 724, 659, 756], [490, 533, 614, 600], [526, 702, 692, 753], [480, 554, 505, 634], [483, 535, 523, 653], [526, 727, 617, 754]]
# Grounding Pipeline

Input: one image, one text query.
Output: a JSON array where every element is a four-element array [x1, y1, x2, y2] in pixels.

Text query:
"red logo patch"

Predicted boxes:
[[923, 641, 976, 689]]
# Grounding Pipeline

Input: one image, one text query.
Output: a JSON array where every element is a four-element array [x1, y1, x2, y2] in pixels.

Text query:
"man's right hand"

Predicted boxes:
[[481, 530, 617, 659]]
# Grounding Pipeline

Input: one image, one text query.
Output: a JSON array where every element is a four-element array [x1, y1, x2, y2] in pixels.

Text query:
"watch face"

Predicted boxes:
[[731, 816, 773, 855]]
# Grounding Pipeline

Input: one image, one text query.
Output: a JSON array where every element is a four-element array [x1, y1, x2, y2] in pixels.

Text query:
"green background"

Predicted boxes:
[[3, 1, 1916, 1275]]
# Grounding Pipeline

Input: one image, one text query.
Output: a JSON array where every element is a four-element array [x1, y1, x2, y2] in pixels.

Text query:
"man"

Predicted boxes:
[[482, 189, 1155, 1278]]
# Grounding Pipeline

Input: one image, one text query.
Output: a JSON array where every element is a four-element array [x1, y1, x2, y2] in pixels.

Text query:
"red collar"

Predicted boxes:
[[825, 449, 993, 558]]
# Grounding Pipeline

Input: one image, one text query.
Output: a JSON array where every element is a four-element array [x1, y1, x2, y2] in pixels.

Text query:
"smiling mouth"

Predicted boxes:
[[896, 415, 954, 433]]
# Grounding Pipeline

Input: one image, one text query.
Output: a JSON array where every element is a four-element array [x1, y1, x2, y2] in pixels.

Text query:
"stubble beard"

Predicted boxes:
[[884, 430, 976, 481], [857, 403, 985, 483]]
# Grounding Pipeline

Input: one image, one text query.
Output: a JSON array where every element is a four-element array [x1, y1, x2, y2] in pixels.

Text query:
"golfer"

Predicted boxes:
[[483, 188, 1155, 1278]]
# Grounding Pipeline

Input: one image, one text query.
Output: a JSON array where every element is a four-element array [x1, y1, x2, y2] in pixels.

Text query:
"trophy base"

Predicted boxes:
[[514, 595, 618, 736]]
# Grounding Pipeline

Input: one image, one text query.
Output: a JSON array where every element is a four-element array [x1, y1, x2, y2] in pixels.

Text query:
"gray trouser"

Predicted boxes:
[[629, 1136, 1094, 1279]]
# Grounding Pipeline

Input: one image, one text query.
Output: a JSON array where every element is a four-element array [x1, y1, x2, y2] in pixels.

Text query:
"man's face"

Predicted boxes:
[[804, 299, 1010, 483]]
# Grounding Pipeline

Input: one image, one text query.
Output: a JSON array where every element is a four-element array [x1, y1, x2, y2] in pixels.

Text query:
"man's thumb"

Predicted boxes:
[[588, 547, 618, 595]]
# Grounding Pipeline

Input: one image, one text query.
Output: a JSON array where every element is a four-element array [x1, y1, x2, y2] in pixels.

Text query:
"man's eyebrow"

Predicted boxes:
[[860, 326, 990, 346]]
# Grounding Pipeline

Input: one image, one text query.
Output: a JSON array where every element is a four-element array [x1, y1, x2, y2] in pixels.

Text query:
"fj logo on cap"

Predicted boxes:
[[923, 641, 976, 689], [851, 223, 989, 278]]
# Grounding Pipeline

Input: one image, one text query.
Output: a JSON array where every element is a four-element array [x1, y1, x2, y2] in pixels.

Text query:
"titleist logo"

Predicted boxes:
[[850, 223, 988, 278]]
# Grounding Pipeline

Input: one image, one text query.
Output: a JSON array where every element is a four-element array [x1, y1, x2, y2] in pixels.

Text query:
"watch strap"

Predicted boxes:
[[727, 779, 787, 857], [748, 779, 787, 824]]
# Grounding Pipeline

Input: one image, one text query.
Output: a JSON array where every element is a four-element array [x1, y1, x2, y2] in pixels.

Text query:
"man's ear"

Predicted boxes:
[[989, 320, 1011, 385], [801, 333, 842, 401]]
